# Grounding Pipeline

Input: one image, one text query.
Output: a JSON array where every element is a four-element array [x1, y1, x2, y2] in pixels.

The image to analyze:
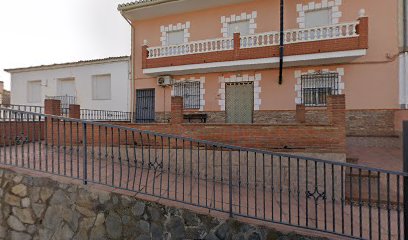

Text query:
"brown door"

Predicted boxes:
[[225, 82, 254, 123]]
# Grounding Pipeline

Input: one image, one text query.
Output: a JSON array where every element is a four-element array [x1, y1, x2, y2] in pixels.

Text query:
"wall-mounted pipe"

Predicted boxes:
[[404, 0, 408, 52], [278, 0, 284, 85], [121, 15, 136, 122]]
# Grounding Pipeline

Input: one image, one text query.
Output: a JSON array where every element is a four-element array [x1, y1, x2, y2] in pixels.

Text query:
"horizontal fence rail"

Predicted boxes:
[[0, 107, 405, 240], [80, 109, 131, 121]]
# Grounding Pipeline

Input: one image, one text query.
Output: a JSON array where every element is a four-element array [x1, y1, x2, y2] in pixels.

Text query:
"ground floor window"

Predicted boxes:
[[173, 81, 200, 109], [301, 72, 339, 106]]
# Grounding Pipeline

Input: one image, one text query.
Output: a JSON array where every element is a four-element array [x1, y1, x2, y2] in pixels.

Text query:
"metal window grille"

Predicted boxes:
[[173, 81, 201, 109], [301, 72, 339, 106]]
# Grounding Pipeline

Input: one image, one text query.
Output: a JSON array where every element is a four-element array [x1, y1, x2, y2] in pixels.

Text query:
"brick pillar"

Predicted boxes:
[[233, 32, 241, 59], [327, 95, 346, 126], [142, 45, 148, 69], [44, 99, 61, 116], [69, 104, 81, 119], [296, 104, 306, 123], [44, 99, 61, 147], [356, 17, 368, 49], [170, 96, 183, 124]]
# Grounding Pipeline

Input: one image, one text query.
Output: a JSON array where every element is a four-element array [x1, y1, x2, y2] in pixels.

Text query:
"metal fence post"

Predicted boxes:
[[83, 122, 88, 185], [229, 150, 233, 218], [403, 121, 408, 240]]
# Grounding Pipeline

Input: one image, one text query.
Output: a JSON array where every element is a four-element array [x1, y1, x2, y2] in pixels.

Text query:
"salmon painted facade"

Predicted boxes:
[[119, 0, 408, 137]]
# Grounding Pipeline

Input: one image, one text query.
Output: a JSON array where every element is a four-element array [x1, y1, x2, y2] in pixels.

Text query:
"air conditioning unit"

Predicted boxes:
[[157, 76, 173, 87]]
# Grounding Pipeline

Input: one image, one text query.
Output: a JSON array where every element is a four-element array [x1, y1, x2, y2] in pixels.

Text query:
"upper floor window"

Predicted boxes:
[[301, 72, 339, 106], [296, 1, 342, 29], [305, 9, 331, 28], [221, 11, 257, 38], [173, 81, 200, 109], [57, 78, 76, 97], [27, 80, 41, 103], [228, 20, 250, 37], [167, 30, 185, 46], [92, 74, 111, 100], [160, 22, 190, 46]]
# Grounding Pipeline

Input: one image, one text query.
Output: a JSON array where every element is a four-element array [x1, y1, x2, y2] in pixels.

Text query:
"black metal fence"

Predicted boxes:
[[0, 107, 406, 240], [80, 109, 131, 121]]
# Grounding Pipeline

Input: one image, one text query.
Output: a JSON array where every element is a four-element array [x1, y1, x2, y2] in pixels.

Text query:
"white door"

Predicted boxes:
[[58, 79, 76, 97]]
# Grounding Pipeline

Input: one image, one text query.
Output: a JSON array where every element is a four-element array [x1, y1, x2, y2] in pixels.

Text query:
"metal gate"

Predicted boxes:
[[135, 89, 155, 123], [225, 82, 254, 123]]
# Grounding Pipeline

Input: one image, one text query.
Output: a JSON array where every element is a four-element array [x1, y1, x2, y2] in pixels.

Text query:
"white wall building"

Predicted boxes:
[[5, 56, 131, 112]]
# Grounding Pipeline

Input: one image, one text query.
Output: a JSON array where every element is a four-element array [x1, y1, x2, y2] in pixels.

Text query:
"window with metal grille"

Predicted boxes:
[[173, 81, 200, 109], [301, 72, 339, 106]]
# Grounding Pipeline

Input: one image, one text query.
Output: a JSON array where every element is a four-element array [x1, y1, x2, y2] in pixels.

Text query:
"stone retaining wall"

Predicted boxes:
[[0, 168, 325, 240]]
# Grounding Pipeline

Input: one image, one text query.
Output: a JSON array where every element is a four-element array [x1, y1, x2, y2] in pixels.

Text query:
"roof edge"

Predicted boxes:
[[4, 56, 130, 74], [118, 0, 180, 12]]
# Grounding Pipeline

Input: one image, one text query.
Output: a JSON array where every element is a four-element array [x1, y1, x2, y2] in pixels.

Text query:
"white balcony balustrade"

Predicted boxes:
[[240, 21, 359, 48], [147, 37, 234, 59], [146, 21, 359, 59]]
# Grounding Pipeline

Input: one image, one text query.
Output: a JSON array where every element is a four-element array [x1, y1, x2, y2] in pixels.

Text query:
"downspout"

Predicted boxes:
[[122, 15, 135, 122], [404, 0, 407, 52], [402, 0, 408, 108], [278, 0, 284, 85]]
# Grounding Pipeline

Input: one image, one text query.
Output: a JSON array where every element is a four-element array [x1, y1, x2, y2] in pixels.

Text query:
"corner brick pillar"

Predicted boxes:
[[170, 96, 183, 124], [69, 104, 81, 119], [233, 32, 241, 59], [44, 99, 61, 116], [142, 45, 148, 69], [356, 17, 368, 49], [296, 104, 306, 123], [327, 95, 346, 126]]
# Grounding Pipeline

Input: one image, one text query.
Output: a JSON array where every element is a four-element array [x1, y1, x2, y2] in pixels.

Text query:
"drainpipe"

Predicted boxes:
[[122, 15, 136, 122], [278, 0, 284, 85], [402, 0, 408, 109], [404, 0, 407, 52]]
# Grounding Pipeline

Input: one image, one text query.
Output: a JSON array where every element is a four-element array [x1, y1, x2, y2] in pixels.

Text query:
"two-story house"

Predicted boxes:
[[119, 0, 405, 137]]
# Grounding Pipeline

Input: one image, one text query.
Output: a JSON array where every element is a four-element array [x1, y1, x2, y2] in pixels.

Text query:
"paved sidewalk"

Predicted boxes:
[[347, 137, 402, 171]]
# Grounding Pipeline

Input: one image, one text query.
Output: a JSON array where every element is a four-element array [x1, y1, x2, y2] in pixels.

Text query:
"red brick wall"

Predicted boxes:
[[47, 95, 346, 153], [44, 99, 61, 116], [144, 18, 368, 69], [69, 104, 81, 119], [0, 122, 44, 145]]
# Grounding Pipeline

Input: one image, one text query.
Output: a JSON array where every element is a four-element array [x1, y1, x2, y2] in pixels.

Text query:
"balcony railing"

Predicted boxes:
[[146, 21, 359, 59], [147, 37, 234, 59], [142, 16, 368, 73], [240, 21, 359, 48]]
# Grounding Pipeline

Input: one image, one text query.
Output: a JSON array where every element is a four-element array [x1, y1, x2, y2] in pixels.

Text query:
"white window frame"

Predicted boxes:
[[296, 0, 342, 29], [221, 11, 257, 38], [27, 80, 42, 103], [160, 22, 190, 46], [92, 74, 112, 100]]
